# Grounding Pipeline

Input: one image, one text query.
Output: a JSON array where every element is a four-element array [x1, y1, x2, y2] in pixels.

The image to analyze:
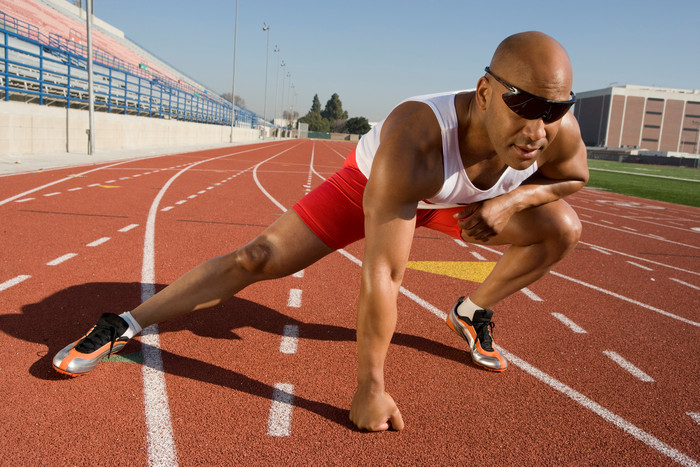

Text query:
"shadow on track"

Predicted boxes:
[[1, 281, 472, 429]]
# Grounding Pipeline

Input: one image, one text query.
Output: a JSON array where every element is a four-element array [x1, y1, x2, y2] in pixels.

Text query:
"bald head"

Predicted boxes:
[[489, 31, 573, 100]]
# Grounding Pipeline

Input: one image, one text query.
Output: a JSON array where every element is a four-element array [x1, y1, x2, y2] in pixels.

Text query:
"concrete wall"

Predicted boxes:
[[0, 101, 260, 156]]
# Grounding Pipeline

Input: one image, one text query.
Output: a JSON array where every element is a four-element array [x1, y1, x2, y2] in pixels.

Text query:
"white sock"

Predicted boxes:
[[119, 311, 142, 339], [456, 297, 482, 320]]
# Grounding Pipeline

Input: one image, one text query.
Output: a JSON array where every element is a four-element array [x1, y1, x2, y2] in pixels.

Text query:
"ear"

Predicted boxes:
[[475, 76, 491, 111]]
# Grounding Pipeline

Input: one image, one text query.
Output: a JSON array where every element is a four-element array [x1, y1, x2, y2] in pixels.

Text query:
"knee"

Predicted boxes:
[[232, 237, 278, 278], [546, 205, 582, 256]]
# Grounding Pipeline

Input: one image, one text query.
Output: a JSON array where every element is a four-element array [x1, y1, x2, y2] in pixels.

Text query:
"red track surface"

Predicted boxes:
[[1, 140, 698, 465]]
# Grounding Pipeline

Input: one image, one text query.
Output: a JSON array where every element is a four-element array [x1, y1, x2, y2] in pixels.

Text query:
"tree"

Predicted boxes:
[[345, 116, 371, 135], [221, 93, 246, 108], [310, 94, 322, 114], [321, 93, 348, 122], [299, 112, 330, 132]]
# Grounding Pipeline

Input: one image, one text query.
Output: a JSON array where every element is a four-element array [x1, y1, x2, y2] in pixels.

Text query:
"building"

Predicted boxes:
[[573, 85, 700, 156]]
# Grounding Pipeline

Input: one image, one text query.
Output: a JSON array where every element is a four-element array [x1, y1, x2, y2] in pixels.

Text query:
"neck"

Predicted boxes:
[[458, 93, 497, 168]]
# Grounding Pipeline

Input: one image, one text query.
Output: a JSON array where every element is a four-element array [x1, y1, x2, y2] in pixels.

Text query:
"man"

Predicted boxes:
[[53, 31, 588, 432]]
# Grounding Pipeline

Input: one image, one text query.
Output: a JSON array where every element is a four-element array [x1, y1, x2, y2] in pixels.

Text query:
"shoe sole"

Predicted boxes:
[[446, 305, 507, 372]]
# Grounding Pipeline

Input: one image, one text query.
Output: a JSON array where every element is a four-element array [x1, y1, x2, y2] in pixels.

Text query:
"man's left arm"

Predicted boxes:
[[458, 114, 589, 242]]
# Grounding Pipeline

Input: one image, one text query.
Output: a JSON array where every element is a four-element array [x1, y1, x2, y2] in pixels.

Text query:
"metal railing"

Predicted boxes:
[[0, 10, 259, 128]]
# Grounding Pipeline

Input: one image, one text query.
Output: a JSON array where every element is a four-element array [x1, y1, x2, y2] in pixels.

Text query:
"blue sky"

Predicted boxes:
[[93, 0, 700, 122]]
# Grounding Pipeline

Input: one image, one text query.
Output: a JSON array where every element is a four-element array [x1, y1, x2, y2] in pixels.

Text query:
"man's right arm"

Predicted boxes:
[[349, 102, 443, 431]]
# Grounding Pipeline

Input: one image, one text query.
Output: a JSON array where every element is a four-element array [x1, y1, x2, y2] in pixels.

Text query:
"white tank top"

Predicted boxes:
[[355, 90, 538, 208]]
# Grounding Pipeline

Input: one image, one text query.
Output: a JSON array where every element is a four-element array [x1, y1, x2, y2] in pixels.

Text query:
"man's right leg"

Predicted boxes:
[[53, 210, 335, 376]]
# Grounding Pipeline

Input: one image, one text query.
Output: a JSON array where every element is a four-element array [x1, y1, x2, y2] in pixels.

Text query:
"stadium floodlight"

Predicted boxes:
[[262, 23, 270, 134], [230, 0, 238, 143]]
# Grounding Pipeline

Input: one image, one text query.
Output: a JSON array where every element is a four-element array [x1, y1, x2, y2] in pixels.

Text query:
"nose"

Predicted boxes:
[[521, 117, 547, 142]]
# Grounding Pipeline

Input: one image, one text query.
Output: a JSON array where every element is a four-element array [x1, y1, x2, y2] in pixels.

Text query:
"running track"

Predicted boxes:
[[0, 140, 698, 465]]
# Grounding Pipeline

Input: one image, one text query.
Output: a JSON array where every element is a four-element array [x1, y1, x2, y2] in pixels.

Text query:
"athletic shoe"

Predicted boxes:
[[52, 313, 129, 376], [446, 297, 507, 372]]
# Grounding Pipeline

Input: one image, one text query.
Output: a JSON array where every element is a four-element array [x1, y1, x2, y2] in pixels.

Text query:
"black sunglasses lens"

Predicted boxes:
[[502, 94, 572, 123]]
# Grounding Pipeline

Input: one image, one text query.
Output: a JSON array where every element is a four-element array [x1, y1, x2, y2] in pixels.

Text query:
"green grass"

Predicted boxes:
[[586, 159, 700, 207]]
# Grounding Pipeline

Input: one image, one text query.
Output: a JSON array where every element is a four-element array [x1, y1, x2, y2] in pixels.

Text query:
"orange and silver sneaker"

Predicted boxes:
[[446, 296, 507, 372], [53, 313, 129, 376]]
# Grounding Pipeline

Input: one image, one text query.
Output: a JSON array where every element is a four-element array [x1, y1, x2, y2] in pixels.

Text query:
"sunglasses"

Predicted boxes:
[[484, 67, 576, 124]]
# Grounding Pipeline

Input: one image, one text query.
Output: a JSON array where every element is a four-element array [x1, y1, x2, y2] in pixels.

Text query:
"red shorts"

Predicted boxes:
[[292, 149, 464, 250]]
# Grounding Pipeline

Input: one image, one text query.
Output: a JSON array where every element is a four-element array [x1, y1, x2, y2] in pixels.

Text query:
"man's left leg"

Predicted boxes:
[[441, 200, 582, 371]]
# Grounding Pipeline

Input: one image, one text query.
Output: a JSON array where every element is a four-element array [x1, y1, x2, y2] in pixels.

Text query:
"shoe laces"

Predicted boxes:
[[475, 321, 495, 352], [75, 320, 121, 355]]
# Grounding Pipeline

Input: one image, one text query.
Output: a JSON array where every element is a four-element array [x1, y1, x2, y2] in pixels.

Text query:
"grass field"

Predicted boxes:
[[585, 159, 700, 208]]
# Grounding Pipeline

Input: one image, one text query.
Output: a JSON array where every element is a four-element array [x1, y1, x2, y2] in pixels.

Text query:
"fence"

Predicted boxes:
[[0, 9, 259, 129]]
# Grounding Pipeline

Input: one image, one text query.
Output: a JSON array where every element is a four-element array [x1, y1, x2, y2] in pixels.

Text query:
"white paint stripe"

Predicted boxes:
[[601, 220, 614, 225], [67, 187, 83, 192], [581, 220, 699, 250], [549, 270, 700, 327], [280, 325, 299, 354], [87, 237, 110, 247], [603, 351, 655, 382], [520, 287, 543, 301], [687, 412, 700, 425], [453, 239, 468, 247], [669, 278, 700, 290], [579, 241, 699, 277], [470, 251, 487, 261], [46, 253, 78, 266], [497, 347, 697, 466], [551, 312, 587, 333], [139, 146, 269, 466], [0, 275, 31, 292], [88, 183, 101, 187], [14, 198, 34, 203], [187, 195, 197, 199], [267, 383, 295, 437], [627, 261, 653, 271], [105, 180, 116, 183], [43, 192, 61, 197], [119, 224, 139, 232], [175, 200, 187, 205], [197, 190, 206, 194], [161, 206, 174, 212], [333, 245, 698, 465], [292, 269, 305, 278], [287, 289, 302, 308], [590, 246, 613, 255], [0, 159, 142, 206], [467, 244, 700, 327], [621, 226, 638, 232]]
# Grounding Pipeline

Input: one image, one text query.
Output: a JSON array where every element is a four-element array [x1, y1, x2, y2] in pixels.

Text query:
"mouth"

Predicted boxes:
[[512, 145, 540, 160]]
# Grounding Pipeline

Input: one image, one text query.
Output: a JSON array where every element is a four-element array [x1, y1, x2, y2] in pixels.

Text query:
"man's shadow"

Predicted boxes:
[[1, 281, 471, 429]]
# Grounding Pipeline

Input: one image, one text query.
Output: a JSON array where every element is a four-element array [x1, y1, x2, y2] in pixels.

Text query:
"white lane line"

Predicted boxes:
[[670, 278, 700, 290], [14, 198, 34, 203], [551, 312, 587, 334], [601, 220, 614, 225], [197, 190, 206, 194], [333, 247, 697, 466], [187, 195, 197, 199], [105, 180, 116, 183], [43, 192, 61, 197], [627, 261, 654, 271], [602, 351, 655, 382], [687, 412, 700, 425], [119, 224, 139, 232], [590, 246, 613, 255], [580, 220, 699, 251], [46, 253, 78, 266], [140, 145, 281, 466], [88, 183, 101, 187], [453, 239, 468, 247], [87, 237, 111, 247], [267, 383, 295, 437], [622, 226, 638, 232], [161, 206, 174, 212], [0, 275, 31, 292], [470, 251, 487, 261], [280, 325, 299, 354], [578, 241, 699, 277], [520, 287, 543, 302], [468, 243, 700, 327], [0, 159, 147, 206], [287, 289, 302, 308], [67, 187, 83, 192], [175, 200, 187, 205], [292, 269, 305, 278]]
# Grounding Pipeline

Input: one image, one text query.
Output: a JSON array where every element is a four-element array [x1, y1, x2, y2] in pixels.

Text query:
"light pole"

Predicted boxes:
[[280, 66, 287, 122], [229, 0, 238, 142], [262, 23, 270, 134], [273, 46, 280, 129]]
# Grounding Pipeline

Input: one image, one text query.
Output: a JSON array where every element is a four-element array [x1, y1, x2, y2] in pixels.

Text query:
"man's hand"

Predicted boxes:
[[454, 196, 516, 242], [349, 385, 404, 432]]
